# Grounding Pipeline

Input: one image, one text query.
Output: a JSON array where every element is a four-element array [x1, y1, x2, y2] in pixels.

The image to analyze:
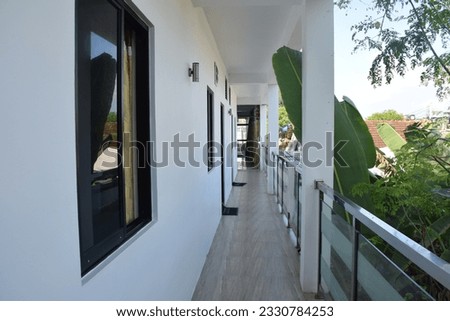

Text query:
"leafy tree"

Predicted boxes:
[[354, 123, 450, 299], [336, 0, 450, 99], [367, 109, 404, 120], [278, 105, 291, 128]]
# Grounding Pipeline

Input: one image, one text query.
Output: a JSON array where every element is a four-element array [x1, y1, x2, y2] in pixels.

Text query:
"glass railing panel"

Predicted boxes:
[[282, 165, 296, 222], [320, 201, 353, 300], [289, 170, 299, 237], [281, 162, 288, 213], [277, 159, 283, 203], [357, 235, 433, 301], [317, 181, 449, 300]]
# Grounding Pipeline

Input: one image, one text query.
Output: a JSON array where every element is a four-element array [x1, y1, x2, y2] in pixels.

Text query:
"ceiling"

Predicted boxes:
[[192, 0, 304, 105]]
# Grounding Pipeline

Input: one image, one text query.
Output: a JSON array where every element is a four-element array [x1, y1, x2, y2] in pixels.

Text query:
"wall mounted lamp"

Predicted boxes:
[[188, 62, 199, 82], [228, 108, 232, 116]]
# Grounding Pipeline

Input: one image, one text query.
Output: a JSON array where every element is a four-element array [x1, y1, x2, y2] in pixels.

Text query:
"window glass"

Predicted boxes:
[[77, 0, 152, 275]]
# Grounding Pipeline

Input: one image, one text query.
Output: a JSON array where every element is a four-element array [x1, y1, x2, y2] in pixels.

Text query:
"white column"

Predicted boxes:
[[267, 85, 279, 194], [260, 104, 268, 172], [300, 0, 334, 294]]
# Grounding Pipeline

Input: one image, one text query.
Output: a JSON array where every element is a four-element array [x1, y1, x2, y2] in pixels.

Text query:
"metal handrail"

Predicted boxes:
[[316, 180, 450, 291]]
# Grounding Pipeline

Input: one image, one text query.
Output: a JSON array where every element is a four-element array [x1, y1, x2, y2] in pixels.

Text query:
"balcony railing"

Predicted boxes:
[[271, 152, 450, 301]]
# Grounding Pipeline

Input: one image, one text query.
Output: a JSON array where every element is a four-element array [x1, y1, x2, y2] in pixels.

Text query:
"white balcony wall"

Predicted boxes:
[[0, 0, 235, 300]]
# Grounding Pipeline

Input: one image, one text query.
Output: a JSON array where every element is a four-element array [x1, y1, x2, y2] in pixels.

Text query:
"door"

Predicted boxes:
[[220, 103, 225, 206]]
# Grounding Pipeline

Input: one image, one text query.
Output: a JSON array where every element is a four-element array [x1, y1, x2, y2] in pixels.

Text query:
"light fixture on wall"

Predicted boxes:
[[188, 62, 199, 82], [214, 62, 219, 85], [228, 108, 232, 116]]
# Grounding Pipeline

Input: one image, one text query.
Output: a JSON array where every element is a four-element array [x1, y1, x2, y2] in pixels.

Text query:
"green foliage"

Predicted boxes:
[[107, 112, 117, 122], [354, 122, 450, 298], [336, 0, 450, 99], [367, 109, 404, 120], [279, 105, 291, 128], [354, 123, 450, 261], [334, 97, 377, 211], [272, 47, 303, 141], [273, 46, 376, 211]]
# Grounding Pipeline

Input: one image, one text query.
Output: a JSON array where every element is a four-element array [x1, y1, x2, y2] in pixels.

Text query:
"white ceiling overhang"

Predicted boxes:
[[192, 0, 304, 105]]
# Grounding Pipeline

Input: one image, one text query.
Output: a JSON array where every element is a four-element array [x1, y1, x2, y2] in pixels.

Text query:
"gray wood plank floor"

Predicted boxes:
[[192, 169, 305, 301]]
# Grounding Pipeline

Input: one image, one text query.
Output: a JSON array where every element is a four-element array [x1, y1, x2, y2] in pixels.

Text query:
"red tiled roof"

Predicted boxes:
[[365, 120, 417, 148]]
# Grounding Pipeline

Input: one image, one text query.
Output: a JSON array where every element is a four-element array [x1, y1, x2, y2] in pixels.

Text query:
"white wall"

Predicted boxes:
[[0, 0, 236, 300]]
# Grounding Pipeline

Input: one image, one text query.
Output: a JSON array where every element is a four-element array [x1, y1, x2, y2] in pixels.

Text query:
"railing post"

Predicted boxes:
[[351, 217, 361, 301], [281, 158, 284, 213], [317, 181, 324, 294], [275, 156, 279, 202], [273, 154, 275, 195], [296, 171, 301, 250]]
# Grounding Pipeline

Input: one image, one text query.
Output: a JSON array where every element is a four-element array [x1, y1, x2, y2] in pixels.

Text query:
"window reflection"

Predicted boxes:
[[90, 32, 119, 173]]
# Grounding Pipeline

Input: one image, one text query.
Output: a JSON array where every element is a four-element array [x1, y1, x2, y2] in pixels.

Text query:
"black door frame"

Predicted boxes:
[[220, 103, 225, 206]]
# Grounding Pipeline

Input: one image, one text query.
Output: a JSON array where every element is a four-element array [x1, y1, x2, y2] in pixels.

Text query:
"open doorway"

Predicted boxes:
[[237, 105, 260, 170]]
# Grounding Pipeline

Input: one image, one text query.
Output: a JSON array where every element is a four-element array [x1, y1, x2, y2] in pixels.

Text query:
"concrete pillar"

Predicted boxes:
[[260, 104, 268, 172], [267, 85, 279, 194], [300, 0, 334, 294]]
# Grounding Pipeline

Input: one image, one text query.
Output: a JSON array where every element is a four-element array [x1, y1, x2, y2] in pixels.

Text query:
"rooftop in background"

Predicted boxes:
[[365, 120, 417, 149]]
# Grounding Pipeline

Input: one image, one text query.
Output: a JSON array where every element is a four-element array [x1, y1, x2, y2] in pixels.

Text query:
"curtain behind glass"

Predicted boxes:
[[123, 27, 139, 225]]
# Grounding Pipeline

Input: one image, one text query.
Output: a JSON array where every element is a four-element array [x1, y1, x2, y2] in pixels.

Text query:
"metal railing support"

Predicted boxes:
[[351, 217, 361, 301], [316, 180, 450, 295]]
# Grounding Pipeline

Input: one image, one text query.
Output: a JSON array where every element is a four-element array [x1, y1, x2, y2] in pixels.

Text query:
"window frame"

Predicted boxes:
[[75, 0, 155, 276], [207, 87, 215, 171], [225, 77, 228, 100]]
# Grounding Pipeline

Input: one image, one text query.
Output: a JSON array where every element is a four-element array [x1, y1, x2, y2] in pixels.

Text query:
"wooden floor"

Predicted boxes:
[[192, 169, 305, 301]]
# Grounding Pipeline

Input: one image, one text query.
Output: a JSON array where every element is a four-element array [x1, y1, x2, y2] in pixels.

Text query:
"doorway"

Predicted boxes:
[[220, 103, 225, 206]]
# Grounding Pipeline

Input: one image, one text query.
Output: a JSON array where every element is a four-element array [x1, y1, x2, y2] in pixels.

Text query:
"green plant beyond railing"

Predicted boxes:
[[271, 152, 450, 300], [272, 46, 376, 214], [317, 181, 450, 301]]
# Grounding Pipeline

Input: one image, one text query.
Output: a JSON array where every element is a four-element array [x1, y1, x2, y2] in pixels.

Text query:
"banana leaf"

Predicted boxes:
[[272, 46, 303, 142], [334, 98, 376, 211], [377, 123, 406, 152], [340, 96, 377, 169], [273, 46, 375, 211]]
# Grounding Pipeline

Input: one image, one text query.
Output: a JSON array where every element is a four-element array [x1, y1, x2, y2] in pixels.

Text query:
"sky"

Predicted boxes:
[[334, 1, 449, 119]]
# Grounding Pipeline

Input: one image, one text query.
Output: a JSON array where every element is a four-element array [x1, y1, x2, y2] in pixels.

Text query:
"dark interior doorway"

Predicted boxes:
[[237, 105, 260, 169]]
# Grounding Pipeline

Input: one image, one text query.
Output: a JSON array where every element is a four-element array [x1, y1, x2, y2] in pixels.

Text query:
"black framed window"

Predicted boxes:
[[76, 0, 153, 275], [207, 87, 214, 171], [225, 77, 228, 100]]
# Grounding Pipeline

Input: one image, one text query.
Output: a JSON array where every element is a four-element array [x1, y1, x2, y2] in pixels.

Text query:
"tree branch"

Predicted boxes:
[[408, 0, 450, 78], [428, 1, 450, 36]]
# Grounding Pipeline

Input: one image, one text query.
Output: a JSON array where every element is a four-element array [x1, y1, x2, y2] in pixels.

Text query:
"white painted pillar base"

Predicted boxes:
[[299, 0, 334, 294], [260, 104, 268, 173], [267, 85, 279, 194]]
